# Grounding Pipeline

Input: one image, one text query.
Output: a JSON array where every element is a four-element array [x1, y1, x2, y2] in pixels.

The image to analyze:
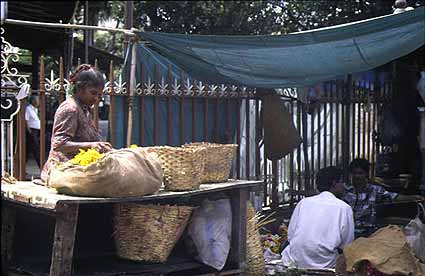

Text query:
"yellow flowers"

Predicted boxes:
[[70, 149, 104, 166], [129, 144, 138, 148]]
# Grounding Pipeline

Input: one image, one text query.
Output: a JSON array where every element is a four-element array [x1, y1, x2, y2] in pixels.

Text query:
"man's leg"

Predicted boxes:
[[30, 128, 41, 168]]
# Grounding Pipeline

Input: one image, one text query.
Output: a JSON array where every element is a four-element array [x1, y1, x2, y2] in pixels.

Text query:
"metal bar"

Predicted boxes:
[[167, 64, 172, 145], [204, 97, 208, 141], [255, 99, 260, 179], [192, 80, 196, 142], [139, 62, 145, 146], [226, 98, 231, 143], [246, 96, 251, 179], [330, 83, 334, 166], [343, 75, 353, 178], [10, 123, 13, 176], [335, 82, 340, 167], [39, 56, 47, 167], [263, 128, 268, 207], [18, 99, 26, 180], [84, 1, 89, 64], [367, 92, 372, 163], [297, 100, 302, 195], [289, 101, 295, 201], [153, 64, 158, 145], [1, 122, 5, 173], [310, 100, 315, 188], [301, 103, 310, 192], [357, 87, 361, 158], [59, 57, 65, 104], [362, 86, 367, 158], [271, 160, 279, 209], [93, 59, 99, 129], [236, 92, 241, 179], [352, 84, 356, 161], [180, 70, 185, 145], [323, 85, 328, 167], [317, 97, 321, 170], [215, 97, 219, 143], [108, 61, 115, 147]]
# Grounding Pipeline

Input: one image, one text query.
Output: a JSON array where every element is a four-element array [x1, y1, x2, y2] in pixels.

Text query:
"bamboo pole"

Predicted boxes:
[[4, 18, 136, 36], [126, 39, 138, 147]]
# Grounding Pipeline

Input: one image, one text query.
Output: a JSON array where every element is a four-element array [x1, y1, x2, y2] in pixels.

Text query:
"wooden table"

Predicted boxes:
[[1, 179, 263, 276]]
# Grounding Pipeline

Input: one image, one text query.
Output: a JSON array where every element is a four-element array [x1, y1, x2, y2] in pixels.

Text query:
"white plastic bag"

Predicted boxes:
[[187, 199, 232, 270], [404, 203, 425, 262]]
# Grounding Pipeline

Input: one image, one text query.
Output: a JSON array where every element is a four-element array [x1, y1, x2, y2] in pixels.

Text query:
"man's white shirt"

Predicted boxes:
[[25, 104, 40, 130], [281, 191, 354, 268]]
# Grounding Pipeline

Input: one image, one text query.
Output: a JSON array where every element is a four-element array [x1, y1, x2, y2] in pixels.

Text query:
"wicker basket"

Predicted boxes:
[[147, 146, 206, 191], [113, 203, 195, 263], [246, 201, 265, 276], [183, 143, 238, 183]]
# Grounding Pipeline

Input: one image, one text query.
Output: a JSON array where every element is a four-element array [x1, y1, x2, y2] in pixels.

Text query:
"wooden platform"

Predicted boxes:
[[1, 179, 262, 210], [1, 179, 263, 276]]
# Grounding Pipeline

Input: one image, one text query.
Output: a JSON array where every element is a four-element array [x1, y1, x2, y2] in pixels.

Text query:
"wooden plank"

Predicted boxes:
[[1, 205, 16, 275], [49, 203, 79, 276], [230, 188, 248, 275], [195, 268, 244, 276]]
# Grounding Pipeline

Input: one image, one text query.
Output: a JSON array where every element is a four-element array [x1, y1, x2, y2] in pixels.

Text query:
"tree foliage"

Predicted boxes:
[[134, 0, 424, 35], [72, 0, 425, 55]]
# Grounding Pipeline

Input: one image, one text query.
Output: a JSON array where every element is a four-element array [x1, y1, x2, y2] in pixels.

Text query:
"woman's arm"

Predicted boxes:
[[57, 141, 112, 153]]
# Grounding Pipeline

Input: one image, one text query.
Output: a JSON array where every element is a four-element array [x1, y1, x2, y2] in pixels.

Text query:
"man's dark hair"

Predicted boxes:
[[316, 166, 343, 192], [349, 158, 370, 173], [29, 95, 38, 105]]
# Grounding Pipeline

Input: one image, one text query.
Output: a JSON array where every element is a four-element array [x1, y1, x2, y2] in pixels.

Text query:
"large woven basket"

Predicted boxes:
[[147, 146, 206, 191], [184, 143, 238, 183], [113, 204, 194, 263], [246, 201, 265, 276]]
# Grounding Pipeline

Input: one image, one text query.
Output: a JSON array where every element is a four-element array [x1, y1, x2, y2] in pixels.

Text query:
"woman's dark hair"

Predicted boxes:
[[349, 158, 370, 173], [70, 64, 105, 93], [316, 166, 343, 192]]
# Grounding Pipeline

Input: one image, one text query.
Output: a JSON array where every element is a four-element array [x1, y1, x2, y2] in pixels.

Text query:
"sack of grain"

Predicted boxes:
[[46, 147, 163, 197]]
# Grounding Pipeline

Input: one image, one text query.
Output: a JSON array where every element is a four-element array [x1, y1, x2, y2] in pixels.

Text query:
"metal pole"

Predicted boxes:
[[84, 1, 89, 64], [1, 122, 5, 173]]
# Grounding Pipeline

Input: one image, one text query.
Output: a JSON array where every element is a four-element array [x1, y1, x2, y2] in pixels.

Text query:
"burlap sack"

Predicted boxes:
[[47, 148, 163, 197], [263, 94, 302, 160], [342, 225, 425, 276]]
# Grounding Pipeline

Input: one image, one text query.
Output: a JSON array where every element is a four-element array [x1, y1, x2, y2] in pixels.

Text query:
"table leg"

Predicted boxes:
[[1, 204, 16, 276], [230, 188, 248, 276], [49, 203, 79, 276]]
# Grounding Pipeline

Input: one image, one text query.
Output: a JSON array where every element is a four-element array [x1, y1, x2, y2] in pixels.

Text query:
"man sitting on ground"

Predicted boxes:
[[281, 166, 355, 269], [344, 158, 424, 234]]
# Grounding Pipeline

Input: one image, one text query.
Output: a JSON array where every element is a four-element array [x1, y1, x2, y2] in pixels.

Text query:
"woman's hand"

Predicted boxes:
[[89, 141, 113, 153]]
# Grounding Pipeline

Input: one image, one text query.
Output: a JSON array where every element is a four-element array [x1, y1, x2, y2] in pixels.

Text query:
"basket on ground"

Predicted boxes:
[[147, 146, 206, 191], [113, 203, 194, 263], [246, 201, 265, 276], [183, 143, 237, 183]]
